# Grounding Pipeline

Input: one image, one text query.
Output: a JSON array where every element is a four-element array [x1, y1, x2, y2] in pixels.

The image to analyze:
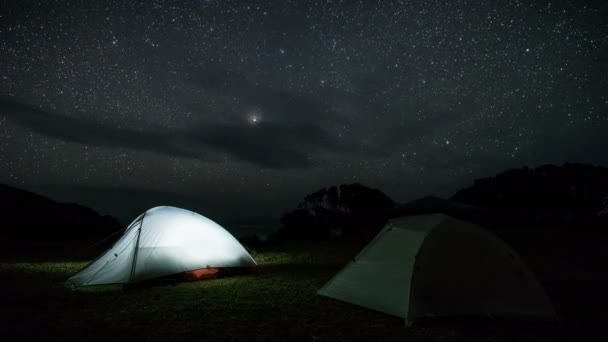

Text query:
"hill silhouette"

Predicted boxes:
[[277, 163, 608, 240], [276, 183, 395, 240], [0, 184, 122, 240], [451, 163, 608, 229], [385, 195, 480, 216]]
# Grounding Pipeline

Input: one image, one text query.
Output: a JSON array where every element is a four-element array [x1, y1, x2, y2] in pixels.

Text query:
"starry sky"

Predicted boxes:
[[1, 0, 607, 223]]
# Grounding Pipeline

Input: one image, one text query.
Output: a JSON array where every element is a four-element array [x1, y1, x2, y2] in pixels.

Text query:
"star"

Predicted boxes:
[[247, 110, 262, 125], [0, 0, 604, 224]]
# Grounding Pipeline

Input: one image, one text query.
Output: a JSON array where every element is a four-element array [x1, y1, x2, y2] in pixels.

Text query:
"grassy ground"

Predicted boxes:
[[1, 230, 607, 341]]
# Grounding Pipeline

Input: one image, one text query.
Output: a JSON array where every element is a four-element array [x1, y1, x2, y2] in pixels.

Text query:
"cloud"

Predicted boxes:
[[197, 120, 359, 168], [0, 96, 356, 169], [0, 96, 196, 158], [188, 66, 350, 126]]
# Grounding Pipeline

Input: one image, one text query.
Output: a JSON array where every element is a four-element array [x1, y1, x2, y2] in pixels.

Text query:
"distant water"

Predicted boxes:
[[226, 224, 280, 241]]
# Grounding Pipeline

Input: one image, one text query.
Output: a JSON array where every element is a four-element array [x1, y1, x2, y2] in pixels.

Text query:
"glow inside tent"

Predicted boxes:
[[68, 206, 256, 286]]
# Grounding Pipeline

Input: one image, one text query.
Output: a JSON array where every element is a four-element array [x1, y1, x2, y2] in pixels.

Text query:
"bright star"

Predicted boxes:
[[247, 110, 262, 125]]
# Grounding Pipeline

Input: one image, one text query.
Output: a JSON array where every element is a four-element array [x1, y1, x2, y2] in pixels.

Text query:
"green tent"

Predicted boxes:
[[318, 214, 556, 325]]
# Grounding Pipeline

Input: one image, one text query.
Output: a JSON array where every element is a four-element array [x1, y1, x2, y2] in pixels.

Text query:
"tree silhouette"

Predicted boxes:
[[277, 183, 395, 240], [452, 163, 608, 229]]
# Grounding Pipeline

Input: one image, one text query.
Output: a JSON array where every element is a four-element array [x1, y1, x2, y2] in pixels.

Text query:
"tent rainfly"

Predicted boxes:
[[318, 214, 556, 325], [68, 206, 256, 286]]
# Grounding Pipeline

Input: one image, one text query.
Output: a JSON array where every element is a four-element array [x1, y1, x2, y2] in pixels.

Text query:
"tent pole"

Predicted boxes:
[[129, 211, 146, 283]]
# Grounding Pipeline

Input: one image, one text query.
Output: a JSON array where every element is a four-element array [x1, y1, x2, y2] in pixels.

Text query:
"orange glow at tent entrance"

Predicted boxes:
[[180, 268, 221, 281]]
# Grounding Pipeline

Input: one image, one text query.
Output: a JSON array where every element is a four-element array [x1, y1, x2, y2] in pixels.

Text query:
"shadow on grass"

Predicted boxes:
[[412, 316, 562, 339], [258, 262, 341, 277]]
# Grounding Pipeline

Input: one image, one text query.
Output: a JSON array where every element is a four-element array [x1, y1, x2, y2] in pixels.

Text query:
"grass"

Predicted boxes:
[[1, 231, 607, 341]]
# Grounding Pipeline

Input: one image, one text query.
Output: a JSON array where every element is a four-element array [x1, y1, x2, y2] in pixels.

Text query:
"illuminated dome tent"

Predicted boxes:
[[68, 206, 257, 286], [318, 214, 556, 325]]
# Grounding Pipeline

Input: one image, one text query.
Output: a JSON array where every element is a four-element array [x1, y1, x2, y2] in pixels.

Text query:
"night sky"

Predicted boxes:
[[1, 0, 607, 222]]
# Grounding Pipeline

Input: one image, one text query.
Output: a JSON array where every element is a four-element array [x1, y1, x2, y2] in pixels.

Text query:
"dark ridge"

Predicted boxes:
[[451, 163, 608, 229], [0, 183, 122, 240]]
